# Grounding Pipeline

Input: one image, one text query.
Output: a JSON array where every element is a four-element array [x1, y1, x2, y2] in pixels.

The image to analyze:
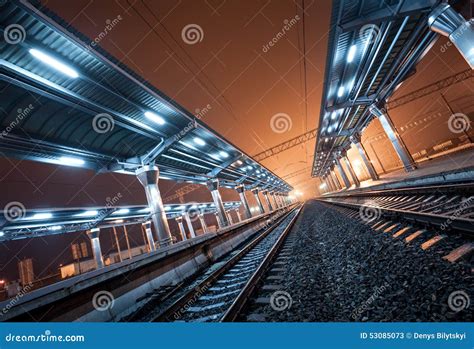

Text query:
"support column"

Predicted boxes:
[[183, 213, 196, 238], [262, 190, 273, 212], [142, 221, 156, 252], [87, 228, 104, 269], [214, 212, 222, 229], [136, 165, 173, 247], [198, 214, 208, 234], [175, 216, 187, 241], [335, 157, 351, 188], [270, 192, 278, 209], [429, 4, 474, 69], [235, 209, 241, 222], [369, 105, 417, 172], [342, 152, 360, 187], [252, 188, 265, 214], [207, 179, 229, 227], [326, 174, 335, 192], [226, 211, 234, 224], [350, 133, 379, 180], [330, 169, 341, 190], [236, 185, 252, 219]]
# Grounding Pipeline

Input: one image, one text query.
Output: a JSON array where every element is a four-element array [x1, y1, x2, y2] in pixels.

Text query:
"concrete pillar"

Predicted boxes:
[[252, 188, 265, 214], [335, 158, 351, 188], [343, 155, 360, 187], [350, 133, 379, 180], [226, 211, 234, 224], [183, 213, 196, 238], [369, 105, 417, 172], [236, 185, 252, 219], [142, 221, 156, 252], [175, 216, 187, 241], [198, 214, 208, 233], [87, 228, 104, 269], [262, 190, 273, 212], [429, 4, 474, 69], [271, 192, 280, 209], [235, 209, 241, 222], [207, 179, 229, 227], [326, 175, 335, 192], [214, 212, 222, 229], [136, 165, 173, 247]]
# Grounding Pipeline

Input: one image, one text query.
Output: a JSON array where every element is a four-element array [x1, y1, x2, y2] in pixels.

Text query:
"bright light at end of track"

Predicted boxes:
[[29, 49, 79, 78], [193, 137, 206, 146], [144, 111, 165, 125], [347, 45, 357, 63], [59, 156, 85, 166]]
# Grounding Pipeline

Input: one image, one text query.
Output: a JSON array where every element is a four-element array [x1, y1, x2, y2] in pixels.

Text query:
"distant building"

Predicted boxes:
[[18, 258, 34, 286]]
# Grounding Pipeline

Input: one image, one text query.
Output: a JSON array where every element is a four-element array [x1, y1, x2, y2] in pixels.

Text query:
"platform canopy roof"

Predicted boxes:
[[0, 201, 242, 242], [312, 0, 450, 177], [0, 1, 292, 193]]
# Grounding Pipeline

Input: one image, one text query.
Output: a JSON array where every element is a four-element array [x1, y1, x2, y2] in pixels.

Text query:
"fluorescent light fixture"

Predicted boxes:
[[331, 111, 338, 120], [113, 219, 124, 224], [29, 48, 79, 78], [138, 207, 151, 213], [76, 210, 98, 217], [48, 225, 62, 231], [199, 204, 207, 208], [219, 151, 229, 158], [177, 205, 186, 210], [247, 166, 253, 171], [193, 137, 206, 146], [59, 156, 85, 167], [32, 213, 53, 220], [113, 208, 130, 215], [0, 232, 4, 237], [236, 160, 243, 165], [145, 111, 165, 125], [165, 206, 172, 211], [337, 86, 345, 97], [347, 45, 357, 63]]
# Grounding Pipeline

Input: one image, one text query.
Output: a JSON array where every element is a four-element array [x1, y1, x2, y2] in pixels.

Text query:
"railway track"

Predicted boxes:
[[318, 183, 474, 263], [147, 205, 301, 322]]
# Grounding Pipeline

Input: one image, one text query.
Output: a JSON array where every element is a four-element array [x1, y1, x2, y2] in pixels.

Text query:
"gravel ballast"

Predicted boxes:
[[252, 200, 473, 322]]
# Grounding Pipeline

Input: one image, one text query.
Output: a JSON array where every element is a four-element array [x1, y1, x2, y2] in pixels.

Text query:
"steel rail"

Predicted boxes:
[[152, 206, 300, 322], [220, 205, 302, 322]]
